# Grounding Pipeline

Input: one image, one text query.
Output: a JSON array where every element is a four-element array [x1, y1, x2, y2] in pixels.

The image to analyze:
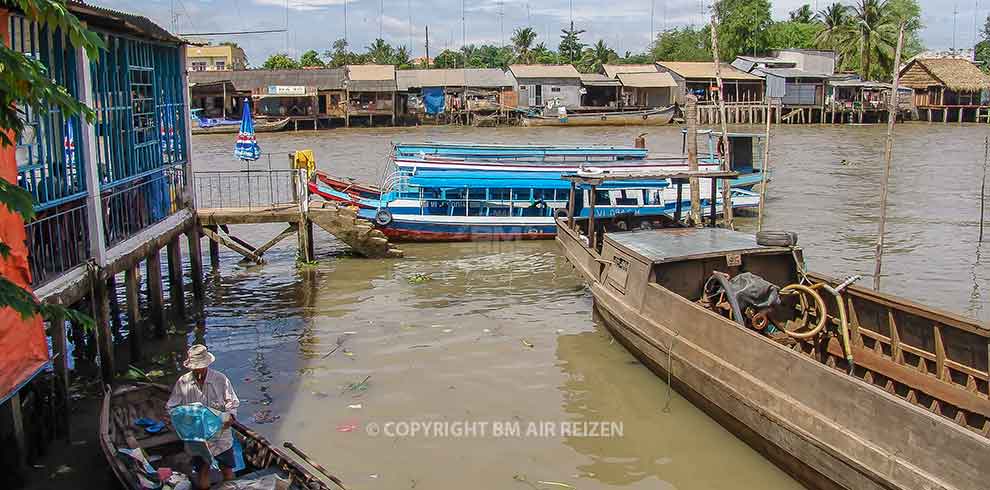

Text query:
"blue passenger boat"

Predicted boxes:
[[343, 170, 757, 242]]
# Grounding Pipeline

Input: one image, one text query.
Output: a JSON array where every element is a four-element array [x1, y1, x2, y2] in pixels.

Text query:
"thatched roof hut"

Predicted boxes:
[[899, 58, 990, 93]]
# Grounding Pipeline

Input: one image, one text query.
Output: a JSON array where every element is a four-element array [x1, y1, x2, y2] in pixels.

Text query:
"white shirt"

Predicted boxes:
[[166, 369, 240, 455]]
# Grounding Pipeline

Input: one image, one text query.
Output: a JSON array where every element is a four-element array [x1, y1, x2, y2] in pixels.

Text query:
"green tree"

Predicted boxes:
[[578, 40, 617, 73], [815, 2, 851, 59], [0, 0, 100, 326], [766, 21, 821, 50], [533, 42, 559, 64], [976, 14, 990, 70], [262, 53, 300, 69], [393, 46, 413, 69], [365, 38, 395, 65], [713, 0, 772, 59], [433, 49, 463, 68], [789, 4, 816, 23], [461, 44, 483, 67], [558, 22, 586, 64], [650, 27, 712, 62], [511, 27, 538, 64], [846, 0, 898, 80], [325, 39, 353, 67], [299, 49, 325, 68]]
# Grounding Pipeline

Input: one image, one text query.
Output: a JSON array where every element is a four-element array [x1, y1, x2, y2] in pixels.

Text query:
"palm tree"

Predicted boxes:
[[789, 4, 815, 23], [815, 3, 850, 65], [578, 40, 617, 73], [511, 27, 538, 64], [365, 38, 395, 65], [460, 44, 481, 68], [393, 46, 412, 68], [848, 0, 897, 80]]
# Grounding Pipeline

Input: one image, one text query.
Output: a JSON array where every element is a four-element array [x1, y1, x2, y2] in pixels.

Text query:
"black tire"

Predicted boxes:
[[756, 230, 798, 247], [554, 208, 569, 219], [639, 220, 652, 230], [374, 209, 393, 226]]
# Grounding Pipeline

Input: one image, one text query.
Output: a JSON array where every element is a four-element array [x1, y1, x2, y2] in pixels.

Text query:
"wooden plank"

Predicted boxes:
[[201, 227, 264, 264], [197, 206, 301, 225], [50, 312, 70, 439], [935, 324, 947, 381], [254, 225, 298, 256], [207, 225, 220, 269], [888, 309, 902, 363], [125, 266, 142, 362], [146, 251, 165, 336]]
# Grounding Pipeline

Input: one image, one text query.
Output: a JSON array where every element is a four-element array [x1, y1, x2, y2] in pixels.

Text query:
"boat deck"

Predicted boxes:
[[607, 227, 789, 264]]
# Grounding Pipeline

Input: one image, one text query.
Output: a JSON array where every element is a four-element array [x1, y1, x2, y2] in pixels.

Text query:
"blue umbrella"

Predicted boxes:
[[233, 98, 261, 161]]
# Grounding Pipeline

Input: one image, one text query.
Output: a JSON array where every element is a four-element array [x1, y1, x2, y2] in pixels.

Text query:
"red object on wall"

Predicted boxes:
[[0, 7, 50, 404]]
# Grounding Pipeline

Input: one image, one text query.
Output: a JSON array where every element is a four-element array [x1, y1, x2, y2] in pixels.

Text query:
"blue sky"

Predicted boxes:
[[100, 0, 979, 65]]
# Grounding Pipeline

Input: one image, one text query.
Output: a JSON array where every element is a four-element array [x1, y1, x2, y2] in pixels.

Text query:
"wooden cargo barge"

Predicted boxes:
[[555, 171, 990, 490]]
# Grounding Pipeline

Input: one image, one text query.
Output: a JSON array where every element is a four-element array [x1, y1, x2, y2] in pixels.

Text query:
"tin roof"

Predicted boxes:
[[396, 68, 512, 90], [581, 73, 622, 87], [188, 69, 346, 91], [346, 64, 396, 81], [616, 72, 678, 88], [602, 64, 658, 78], [508, 64, 581, 79], [606, 228, 787, 264], [67, 0, 183, 44], [656, 61, 762, 81], [755, 67, 829, 80]]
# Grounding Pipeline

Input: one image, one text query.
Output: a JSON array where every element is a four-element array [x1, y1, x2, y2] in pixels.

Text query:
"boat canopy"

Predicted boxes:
[[607, 228, 790, 265], [393, 142, 649, 159], [407, 170, 670, 190]]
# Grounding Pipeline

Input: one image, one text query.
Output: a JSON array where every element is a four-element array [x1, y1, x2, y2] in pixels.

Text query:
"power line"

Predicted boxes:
[[178, 29, 288, 36], [379, 0, 384, 40]]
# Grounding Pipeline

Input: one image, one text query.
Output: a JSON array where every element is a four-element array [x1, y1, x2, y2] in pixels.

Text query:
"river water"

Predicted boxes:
[[186, 123, 989, 490]]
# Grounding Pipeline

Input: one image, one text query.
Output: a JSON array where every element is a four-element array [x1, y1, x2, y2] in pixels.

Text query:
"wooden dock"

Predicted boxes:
[[194, 168, 402, 264]]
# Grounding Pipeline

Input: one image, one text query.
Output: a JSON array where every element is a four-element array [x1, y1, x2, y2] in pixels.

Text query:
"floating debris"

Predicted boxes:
[[537, 481, 575, 489], [407, 273, 433, 284], [342, 376, 372, 396], [252, 410, 280, 424], [521, 339, 534, 348], [442, 328, 453, 333], [348, 403, 362, 409], [336, 422, 358, 432], [483, 328, 491, 333], [408, 344, 432, 349], [312, 391, 329, 399]]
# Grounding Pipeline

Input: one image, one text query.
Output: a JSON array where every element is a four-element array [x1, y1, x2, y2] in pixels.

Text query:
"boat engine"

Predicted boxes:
[[701, 271, 781, 331]]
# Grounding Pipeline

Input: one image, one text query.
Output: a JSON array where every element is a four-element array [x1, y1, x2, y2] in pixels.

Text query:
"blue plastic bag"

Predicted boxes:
[[168, 403, 223, 442]]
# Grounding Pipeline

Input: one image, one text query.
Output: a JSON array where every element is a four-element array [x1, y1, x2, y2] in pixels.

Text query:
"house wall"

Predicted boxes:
[[655, 68, 689, 104], [513, 77, 582, 108], [899, 62, 939, 90], [782, 81, 823, 106], [624, 87, 672, 107], [774, 50, 835, 75]]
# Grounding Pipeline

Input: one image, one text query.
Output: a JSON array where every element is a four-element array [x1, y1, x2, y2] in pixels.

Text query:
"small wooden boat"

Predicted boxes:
[[392, 141, 649, 160], [192, 117, 290, 135], [521, 107, 678, 127], [314, 171, 381, 200], [101, 383, 345, 490], [555, 170, 990, 490]]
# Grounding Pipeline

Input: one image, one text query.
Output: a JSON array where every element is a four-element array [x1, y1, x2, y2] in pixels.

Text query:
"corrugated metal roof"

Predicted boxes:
[[67, 0, 183, 44], [581, 73, 622, 87], [736, 56, 797, 66], [607, 227, 784, 264], [188, 69, 346, 91], [602, 64, 657, 78], [616, 72, 677, 88], [347, 79, 397, 92], [346, 64, 396, 81], [508, 64, 581, 79], [394, 69, 511, 90], [656, 61, 762, 81], [754, 67, 829, 79]]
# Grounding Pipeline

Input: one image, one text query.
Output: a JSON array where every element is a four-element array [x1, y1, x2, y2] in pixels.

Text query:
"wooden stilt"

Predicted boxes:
[[208, 225, 220, 269], [106, 274, 123, 340], [960, 107, 965, 123], [146, 251, 165, 336], [70, 314, 86, 362], [50, 311, 70, 439], [125, 265, 142, 362], [166, 237, 185, 317], [6, 392, 27, 472], [187, 227, 205, 303], [93, 275, 115, 383]]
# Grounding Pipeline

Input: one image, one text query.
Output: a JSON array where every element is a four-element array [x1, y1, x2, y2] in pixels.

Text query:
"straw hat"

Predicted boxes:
[[183, 344, 215, 370]]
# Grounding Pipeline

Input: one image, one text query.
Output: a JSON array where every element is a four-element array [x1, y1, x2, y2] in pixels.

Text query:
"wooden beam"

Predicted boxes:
[[187, 227, 205, 303], [207, 225, 220, 269], [166, 237, 185, 317], [254, 224, 298, 256], [201, 227, 264, 264]]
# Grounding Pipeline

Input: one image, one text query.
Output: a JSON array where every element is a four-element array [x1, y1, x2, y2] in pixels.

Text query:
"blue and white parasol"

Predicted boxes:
[[233, 98, 261, 161]]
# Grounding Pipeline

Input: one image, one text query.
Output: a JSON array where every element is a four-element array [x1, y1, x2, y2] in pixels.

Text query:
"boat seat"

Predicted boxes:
[[135, 431, 181, 449]]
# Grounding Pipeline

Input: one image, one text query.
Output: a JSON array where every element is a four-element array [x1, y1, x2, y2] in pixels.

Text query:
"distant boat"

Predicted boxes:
[[393, 141, 649, 160], [521, 107, 678, 127], [191, 116, 290, 135]]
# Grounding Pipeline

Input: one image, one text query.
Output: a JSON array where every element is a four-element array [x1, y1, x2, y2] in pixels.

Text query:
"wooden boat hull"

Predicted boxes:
[[555, 219, 990, 490], [100, 383, 340, 490], [522, 107, 677, 127], [191, 117, 290, 135]]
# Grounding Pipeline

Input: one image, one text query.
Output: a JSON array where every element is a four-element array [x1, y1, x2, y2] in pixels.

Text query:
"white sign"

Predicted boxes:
[[267, 85, 306, 95]]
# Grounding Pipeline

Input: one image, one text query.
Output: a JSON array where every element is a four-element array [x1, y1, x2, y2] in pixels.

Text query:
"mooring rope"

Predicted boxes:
[[663, 332, 679, 413]]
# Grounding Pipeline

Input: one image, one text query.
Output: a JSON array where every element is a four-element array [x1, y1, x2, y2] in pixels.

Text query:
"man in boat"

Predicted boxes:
[[166, 344, 241, 490]]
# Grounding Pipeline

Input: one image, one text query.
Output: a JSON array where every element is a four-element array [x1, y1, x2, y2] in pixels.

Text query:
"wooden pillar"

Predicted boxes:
[[106, 274, 123, 340], [50, 312, 70, 439], [208, 225, 220, 269], [93, 275, 115, 384], [125, 266, 142, 362], [959, 107, 964, 123], [566, 181, 576, 230], [187, 228, 205, 303], [5, 392, 27, 473], [146, 251, 165, 336], [296, 169, 314, 262], [166, 237, 185, 317], [588, 185, 597, 250]]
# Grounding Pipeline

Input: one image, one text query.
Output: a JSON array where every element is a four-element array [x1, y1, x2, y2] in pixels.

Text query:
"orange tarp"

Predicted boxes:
[[0, 8, 49, 403]]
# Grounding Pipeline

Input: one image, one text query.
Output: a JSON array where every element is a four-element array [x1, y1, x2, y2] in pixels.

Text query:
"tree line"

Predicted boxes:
[[257, 0, 926, 82]]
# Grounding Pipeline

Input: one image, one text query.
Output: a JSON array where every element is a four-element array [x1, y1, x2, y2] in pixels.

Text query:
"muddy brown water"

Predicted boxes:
[[185, 123, 989, 490]]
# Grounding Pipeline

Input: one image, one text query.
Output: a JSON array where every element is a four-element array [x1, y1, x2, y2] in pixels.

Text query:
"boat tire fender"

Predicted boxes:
[[554, 208, 569, 219], [756, 230, 798, 247], [374, 209, 393, 226]]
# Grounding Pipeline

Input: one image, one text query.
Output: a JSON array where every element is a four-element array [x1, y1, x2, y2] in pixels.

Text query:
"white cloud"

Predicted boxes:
[[254, 0, 353, 11]]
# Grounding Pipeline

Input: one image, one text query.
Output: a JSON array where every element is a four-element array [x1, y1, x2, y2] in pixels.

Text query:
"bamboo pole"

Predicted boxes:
[[981, 136, 988, 243], [685, 95, 702, 226], [757, 97, 773, 231], [873, 23, 906, 291], [709, 11, 733, 229]]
